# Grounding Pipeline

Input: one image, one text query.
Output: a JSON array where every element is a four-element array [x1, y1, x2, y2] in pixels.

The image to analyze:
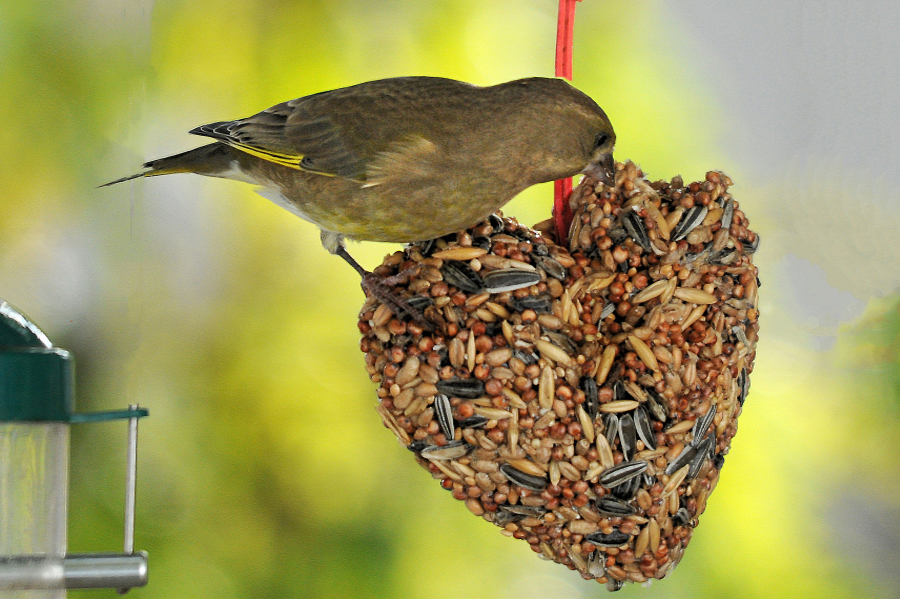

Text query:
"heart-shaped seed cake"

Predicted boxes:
[[358, 161, 759, 590]]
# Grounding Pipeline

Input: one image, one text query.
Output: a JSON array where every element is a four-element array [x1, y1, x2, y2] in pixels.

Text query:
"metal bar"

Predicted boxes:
[[0, 553, 148, 590], [0, 555, 65, 590], [66, 553, 148, 589], [123, 404, 139, 556], [68, 407, 148, 424]]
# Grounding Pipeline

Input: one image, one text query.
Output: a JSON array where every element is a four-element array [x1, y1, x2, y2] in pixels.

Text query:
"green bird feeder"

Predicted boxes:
[[0, 300, 148, 596]]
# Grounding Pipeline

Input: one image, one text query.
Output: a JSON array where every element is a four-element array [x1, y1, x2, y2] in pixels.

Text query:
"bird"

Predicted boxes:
[[103, 76, 615, 318]]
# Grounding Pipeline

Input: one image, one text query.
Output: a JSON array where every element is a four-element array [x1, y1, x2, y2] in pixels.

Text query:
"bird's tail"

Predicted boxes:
[[99, 143, 236, 187]]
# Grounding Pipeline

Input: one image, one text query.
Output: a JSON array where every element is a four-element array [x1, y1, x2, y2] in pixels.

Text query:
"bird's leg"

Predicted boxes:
[[322, 231, 428, 327]]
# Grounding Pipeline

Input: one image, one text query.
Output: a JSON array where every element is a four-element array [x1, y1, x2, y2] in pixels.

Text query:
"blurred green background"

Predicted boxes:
[[2, 0, 899, 598]]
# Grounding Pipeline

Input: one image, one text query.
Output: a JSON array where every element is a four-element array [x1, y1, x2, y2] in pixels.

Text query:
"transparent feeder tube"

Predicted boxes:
[[0, 422, 68, 598]]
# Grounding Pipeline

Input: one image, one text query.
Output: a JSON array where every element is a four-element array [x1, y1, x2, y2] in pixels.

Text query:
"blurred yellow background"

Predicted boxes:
[[2, 1, 899, 598]]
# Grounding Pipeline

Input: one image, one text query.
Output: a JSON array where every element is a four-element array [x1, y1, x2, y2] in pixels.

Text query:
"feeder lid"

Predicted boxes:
[[0, 300, 73, 421]]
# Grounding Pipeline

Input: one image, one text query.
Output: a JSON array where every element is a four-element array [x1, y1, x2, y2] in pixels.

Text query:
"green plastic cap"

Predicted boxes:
[[0, 300, 74, 421]]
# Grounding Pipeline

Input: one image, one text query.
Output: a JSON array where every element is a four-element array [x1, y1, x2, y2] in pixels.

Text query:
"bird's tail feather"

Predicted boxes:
[[99, 143, 234, 187]]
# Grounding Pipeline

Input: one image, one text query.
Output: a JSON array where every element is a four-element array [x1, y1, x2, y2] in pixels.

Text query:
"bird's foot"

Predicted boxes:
[[360, 272, 429, 328], [334, 244, 429, 328]]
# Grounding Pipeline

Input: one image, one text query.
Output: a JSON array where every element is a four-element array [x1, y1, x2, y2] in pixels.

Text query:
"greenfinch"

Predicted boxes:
[[103, 76, 615, 308]]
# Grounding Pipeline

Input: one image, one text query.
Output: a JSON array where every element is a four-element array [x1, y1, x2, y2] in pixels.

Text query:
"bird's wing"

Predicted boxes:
[[189, 78, 483, 182], [361, 136, 440, 188], [189, 101, 366, 180]]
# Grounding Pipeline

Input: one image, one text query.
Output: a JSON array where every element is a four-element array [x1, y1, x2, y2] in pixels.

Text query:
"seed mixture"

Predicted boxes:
[[358, 161, 759, 589]]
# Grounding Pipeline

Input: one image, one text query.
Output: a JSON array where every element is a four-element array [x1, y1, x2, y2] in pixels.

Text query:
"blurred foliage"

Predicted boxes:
[[1, 1, 898, 598]]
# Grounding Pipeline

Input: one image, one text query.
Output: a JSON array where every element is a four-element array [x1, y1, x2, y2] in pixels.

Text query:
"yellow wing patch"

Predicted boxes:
[[227, 141, 306, 170]]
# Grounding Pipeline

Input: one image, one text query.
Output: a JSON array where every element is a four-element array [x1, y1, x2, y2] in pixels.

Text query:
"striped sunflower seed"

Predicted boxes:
[[585, 529, 631, 548], [621, 209, 652, 252], [500, 463, 548, 491], [596, 498, 637, 517], [618, 413, 637, 461], [434, 394, 454, 439], [580, 376, 599, 418], [599, 460, 648, 488], [672, 205, 708, 241], [634, 406, 656, 450], [440, 260, 484, 293], [509, 295, 553, 313], [482, 269, 541, 293], [664, 444, 697, 476], [691, 404, 717, 444], [436, 378, 485, 399]]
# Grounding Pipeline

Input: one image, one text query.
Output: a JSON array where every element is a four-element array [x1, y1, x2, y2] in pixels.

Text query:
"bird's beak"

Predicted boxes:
[[582, 153, 615, 185]]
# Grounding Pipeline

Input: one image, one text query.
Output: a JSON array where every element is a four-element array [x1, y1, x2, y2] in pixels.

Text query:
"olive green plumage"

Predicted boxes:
[[104, 76, 615, 253]]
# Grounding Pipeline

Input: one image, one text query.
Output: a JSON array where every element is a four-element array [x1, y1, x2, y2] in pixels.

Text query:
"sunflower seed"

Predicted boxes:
[[622, 209, 652, 252], [664, 444, 697, 475], [440, 260, 484, 293], [690, 404, 717, 446], [414, 237, 436, 255], [482, 269, 541, 293], [606, 579, 625, 592], [470, 235, 492, 250], [434, 394, 454, 439], [672, 507, 691, 527], [709, 247, 738, 266], [533, 255, 567, 280], [720, 198, 734, 230], [600, 301, 616, 320], [500, 464, 548, 491], [456, 415, 489, 429], [599, 460, 648, 488], [646, 390, 669, 422], [436, 378, 485, 399], [618, 413, 637, 461], [687, 435, 713, 481], [672, 205, 708, 241], [420, 440, 470, 460], [406, 440, 427, 452], [512, 348, 539, 365], [713, 452, 726, 470], [406, 295, 435, 311], [501, 504, 547, 517], [634, 406, 656, 450], [742, 233, 760, 254], [585, 529, 631, 547], [737, 367, 749, 406], [580, 376, 599, 418], [603, 413, 619, 445], [492, 510, 524, 526], [611, 472, 641, 500], [596, 498, 637, 517], [509, 295, 553, 313]]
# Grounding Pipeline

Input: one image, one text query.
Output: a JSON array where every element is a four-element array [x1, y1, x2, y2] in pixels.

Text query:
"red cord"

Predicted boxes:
[[552, 0, 580, 245]]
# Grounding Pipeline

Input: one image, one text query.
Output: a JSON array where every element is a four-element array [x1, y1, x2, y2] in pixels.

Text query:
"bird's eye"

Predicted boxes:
[[594, 133, 610, 148], [300, 156, 314, 168]]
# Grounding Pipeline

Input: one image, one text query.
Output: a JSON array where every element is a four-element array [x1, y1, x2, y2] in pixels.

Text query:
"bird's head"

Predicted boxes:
[[581, 125, 616, 184]]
